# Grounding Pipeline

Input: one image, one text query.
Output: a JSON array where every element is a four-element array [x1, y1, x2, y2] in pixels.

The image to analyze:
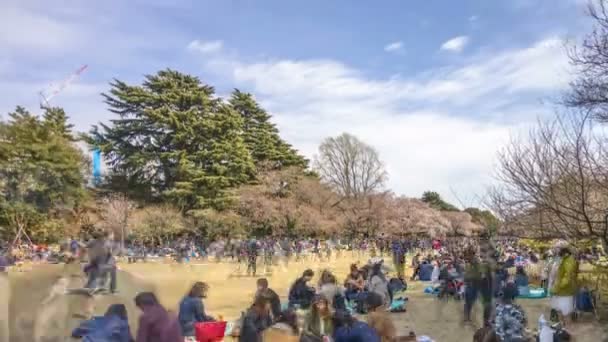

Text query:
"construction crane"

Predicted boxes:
[[39, 64, 88, 109]]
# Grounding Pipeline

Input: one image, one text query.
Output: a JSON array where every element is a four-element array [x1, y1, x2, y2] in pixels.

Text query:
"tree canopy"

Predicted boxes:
[[229, 89, 308, 170], [0, 106, 87, 243], [315, 133, 387, 198], [421, 191, 459, 212], [88, 69, 255, 211]]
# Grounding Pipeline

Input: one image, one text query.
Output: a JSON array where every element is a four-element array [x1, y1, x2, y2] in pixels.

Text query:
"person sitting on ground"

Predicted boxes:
[[134, 292, 182, 342], [239, 294, 273, 342], [262, 310, 299, 342], [494, 286, 528, 342], [72, 303, 134, 342], [366, 292, 396, 342], [367, 262, 390, 307], [332, 310, 380, 342], [318, 270, 344, 309], [303, 294, 334, 340], [418, 260, 434, 282], [288, 269, 316, 309], [473, 323, 499, 342], [514, 266, 530, 297], [178, 282, 214, 340], [344, 264, 366, 300], [255, 278, 281, 320]]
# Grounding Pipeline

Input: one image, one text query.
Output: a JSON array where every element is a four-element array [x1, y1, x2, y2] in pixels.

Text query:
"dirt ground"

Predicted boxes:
[[6, 254, 608, 342]]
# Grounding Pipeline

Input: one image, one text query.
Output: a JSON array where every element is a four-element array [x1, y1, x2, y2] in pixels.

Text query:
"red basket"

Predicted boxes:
[[195, 321, 227, 342]]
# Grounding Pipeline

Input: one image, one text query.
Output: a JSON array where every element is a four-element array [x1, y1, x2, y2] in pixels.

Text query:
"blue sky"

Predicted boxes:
[[0, 0, 592, 206]]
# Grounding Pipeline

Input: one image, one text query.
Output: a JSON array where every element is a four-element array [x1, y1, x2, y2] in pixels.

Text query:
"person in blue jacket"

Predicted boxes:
[[72, 304, 134, 342], [178, 282, 215, 338], [332, 310, 380, 342]]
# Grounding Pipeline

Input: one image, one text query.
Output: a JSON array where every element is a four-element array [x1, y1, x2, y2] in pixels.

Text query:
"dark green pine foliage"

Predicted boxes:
[[42, 107, 75, 141], [0, 106, 86, 219], [88, 69, 255, 211], [229, 89, 308, 170]]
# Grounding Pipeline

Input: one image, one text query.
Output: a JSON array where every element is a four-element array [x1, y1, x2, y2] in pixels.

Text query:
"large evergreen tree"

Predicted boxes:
[[421, 191, 459, 211], [88, 69, 255, 211], [42, 106, 75, 141], [229, 89, 308, 169], [0, 106, 87, 242]]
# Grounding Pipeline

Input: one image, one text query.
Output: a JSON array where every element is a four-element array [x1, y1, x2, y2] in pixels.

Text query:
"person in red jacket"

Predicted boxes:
[[134, 292, 182, 342]]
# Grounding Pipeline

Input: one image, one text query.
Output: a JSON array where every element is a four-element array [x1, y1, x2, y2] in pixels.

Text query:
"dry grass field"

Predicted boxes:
[[5, 254, 608, 341]]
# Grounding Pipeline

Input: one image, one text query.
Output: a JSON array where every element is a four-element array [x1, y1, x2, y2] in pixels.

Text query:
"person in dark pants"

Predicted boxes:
[[247, 239, 259, 276], [464, 251, 494, 324], [99, 252, 118, 293], [391, 240, 406, 280], [84, 231, 110, 289]]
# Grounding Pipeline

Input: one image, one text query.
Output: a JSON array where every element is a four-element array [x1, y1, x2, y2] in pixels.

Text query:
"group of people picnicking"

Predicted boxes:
[[2, 231, 605, 341]]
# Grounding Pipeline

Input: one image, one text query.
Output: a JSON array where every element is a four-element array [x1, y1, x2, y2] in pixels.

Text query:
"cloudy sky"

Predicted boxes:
[[0, 0, 592, 207]]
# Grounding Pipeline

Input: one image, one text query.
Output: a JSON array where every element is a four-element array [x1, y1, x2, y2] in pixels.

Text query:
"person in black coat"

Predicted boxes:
[[239, 296, 272, 342], [288, 269, 315, 309], [255, 278, 281, 320]]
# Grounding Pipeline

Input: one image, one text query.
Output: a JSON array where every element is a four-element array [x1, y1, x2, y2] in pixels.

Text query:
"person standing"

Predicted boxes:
[[247, 239, 259, 276], [391, 239, 406, 280], [84, 231, 110, 290], [550, 247, 578, 324]]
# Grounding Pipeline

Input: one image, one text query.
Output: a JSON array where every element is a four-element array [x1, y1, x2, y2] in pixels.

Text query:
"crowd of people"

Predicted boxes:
[[2, 231, 606, 341]]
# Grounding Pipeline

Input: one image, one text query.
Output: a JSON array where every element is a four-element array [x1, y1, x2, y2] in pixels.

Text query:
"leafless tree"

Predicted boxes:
[[100, 194, 133, 251], [315, 133, 388, 198], [565, 0, 608, 122], [442, 211, 481, 237], [491, 111, 608, 251]]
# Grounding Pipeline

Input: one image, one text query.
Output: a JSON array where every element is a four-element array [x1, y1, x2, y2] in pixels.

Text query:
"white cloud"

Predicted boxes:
[[0, 4, 83, 53], [187, 40, 224, 54], [190, 37, 571, 204], [384, 41, 403, 52], [469, 15, 478, 22], [440, 35, 470, 53]]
